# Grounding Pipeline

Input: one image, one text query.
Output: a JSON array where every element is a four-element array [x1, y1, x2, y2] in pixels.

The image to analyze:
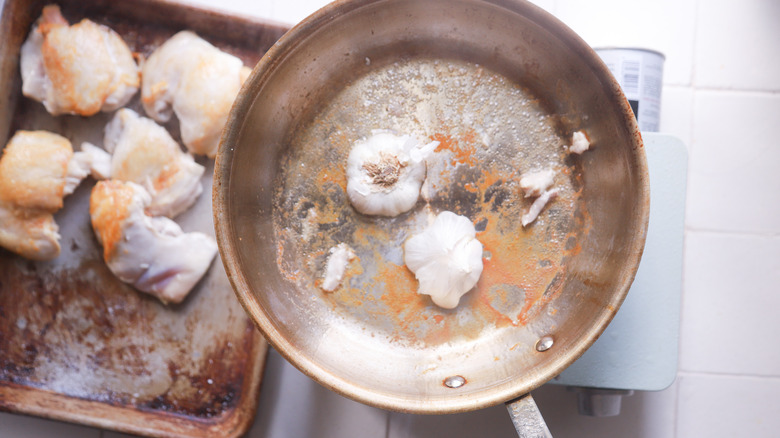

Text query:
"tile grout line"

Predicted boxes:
[[677, 370, 780, 380], [683, 227, 780, 238], [675, 0, 701, 432], [689, 87, 780, 95], [672, 372, 681, 438]]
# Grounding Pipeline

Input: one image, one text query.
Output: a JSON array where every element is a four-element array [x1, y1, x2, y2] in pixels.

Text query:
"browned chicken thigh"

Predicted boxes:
[[90, 180, 217, 304], [20, 4, 140, 116], [0, 130, 94, 260], [85, 108, 205, 218], [142, 31, 250, 157]]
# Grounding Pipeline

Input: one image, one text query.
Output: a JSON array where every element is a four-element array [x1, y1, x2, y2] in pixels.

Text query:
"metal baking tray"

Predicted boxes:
[[0, 0, 288, 436]]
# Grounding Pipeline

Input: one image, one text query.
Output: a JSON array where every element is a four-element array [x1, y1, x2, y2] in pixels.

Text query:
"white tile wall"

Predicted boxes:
[[659, 86, 694, 148], [694, 0, 780, 90], [677, 374, 780, 437], [3, 0, 779, 437], [687, 90, 780, 234], [554, 0, 698, 85], [681, 232, 780, 376]]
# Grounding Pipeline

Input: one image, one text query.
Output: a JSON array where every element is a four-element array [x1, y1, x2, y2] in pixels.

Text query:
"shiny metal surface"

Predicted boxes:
[[535, 336, 555, 353], [215, 0, 648, 415], [444, 376, 467, 389], [506, 394, 553, 438]]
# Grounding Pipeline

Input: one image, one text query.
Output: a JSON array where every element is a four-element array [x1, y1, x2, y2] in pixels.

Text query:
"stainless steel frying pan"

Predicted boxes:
[[214, 0, 648, 435]]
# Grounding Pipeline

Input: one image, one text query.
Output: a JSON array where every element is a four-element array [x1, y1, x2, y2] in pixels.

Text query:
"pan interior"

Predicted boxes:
[[218, 0, 647, 413], [273, 57, 580, 387]]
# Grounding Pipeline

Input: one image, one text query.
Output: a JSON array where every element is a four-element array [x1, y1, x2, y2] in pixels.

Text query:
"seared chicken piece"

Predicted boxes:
[[0, 131, 73, 211], [142, 31, 251, 157], [0, 131, 93, 260], [98, 108, 204, 218], [0, 203, 60, 261], [20, 4, 139, 116], [90, 180, 217, 304]]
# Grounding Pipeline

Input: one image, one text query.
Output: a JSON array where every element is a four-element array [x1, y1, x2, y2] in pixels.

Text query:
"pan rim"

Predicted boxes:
[[214, 0, 649, 414]]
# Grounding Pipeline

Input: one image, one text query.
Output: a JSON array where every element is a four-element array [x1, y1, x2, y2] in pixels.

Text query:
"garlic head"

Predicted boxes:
[[346, 131, 438, 217], [403, 211, 484, 309]]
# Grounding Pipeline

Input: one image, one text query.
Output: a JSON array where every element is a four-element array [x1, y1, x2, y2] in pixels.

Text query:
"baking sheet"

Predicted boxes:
[[0, 0, 288, 436]]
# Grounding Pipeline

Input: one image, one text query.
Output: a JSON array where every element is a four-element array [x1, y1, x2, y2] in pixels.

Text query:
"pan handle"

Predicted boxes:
[[505, 393, 553, 438]]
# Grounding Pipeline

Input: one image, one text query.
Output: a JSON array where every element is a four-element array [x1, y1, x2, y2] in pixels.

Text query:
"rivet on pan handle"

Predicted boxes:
[[506, 393, 553, 438]]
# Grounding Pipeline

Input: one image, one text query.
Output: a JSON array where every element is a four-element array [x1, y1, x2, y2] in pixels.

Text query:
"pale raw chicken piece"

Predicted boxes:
[[20, 4, 139, 116], [142, 31, 251, 157], [0, 131, 93, 260], [90, 180, 217, 304], [101, 108, 204, 218]]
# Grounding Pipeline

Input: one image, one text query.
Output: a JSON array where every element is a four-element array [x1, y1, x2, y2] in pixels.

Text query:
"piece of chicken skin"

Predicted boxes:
[[20, 4, 139, 116], [89, 180, 217, 304], [99, 108, 204, 218], [141, 31, 250, 157], [0, 130, 94, 260]]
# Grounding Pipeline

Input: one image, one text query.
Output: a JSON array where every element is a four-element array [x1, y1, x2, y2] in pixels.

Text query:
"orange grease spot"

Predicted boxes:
[[378, 263, 426, 321], [432, 131, 479, 167], [317, 163, 347, 194]]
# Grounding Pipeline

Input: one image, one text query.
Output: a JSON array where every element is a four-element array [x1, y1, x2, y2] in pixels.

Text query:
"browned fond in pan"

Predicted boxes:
[[216, 0, 648, 416]]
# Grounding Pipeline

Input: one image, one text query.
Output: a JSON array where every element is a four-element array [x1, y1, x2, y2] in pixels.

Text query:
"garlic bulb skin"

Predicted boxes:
[[404, 211, 484, 309], [346, 131, 438, 217]]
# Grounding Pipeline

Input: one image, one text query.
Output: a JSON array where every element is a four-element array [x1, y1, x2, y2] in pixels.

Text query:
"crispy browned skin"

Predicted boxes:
[[141, 31, 249, 157], [89, 180, 133, 261], [0, 130, 73, 260], [24, 4, 139, 116], [0, 130, 72, 210]]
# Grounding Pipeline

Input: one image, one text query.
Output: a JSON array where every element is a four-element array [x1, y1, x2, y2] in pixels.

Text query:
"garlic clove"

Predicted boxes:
[[409, 140, 440, 163], [568, 130, 590, 154], [321, 243, 356, 292], [522, 188, 558, 227], [520, 169, 555, 198]]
